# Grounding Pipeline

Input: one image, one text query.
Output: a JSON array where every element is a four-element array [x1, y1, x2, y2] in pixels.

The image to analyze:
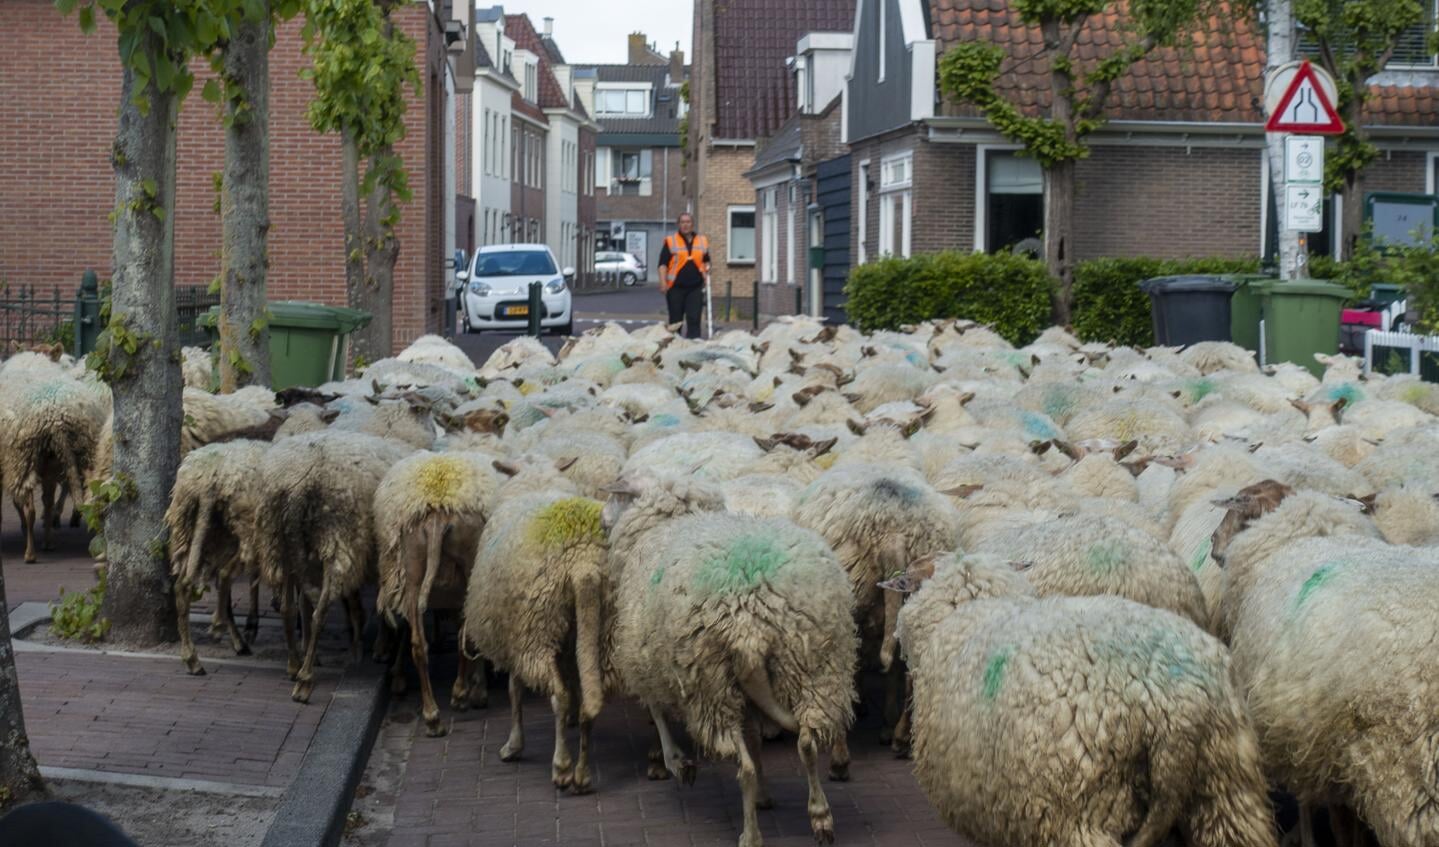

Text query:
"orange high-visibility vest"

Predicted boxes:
[[662, 232, 709, 291]]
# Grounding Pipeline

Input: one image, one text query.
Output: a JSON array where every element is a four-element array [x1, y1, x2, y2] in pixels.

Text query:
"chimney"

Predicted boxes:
[[669, 46, 685, 84], [542, 16, 553, 36], [628, 32, 650, 64]]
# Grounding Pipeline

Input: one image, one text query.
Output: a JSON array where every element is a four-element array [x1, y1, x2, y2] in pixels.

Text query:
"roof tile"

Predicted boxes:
[[505, 14, 571, 111]]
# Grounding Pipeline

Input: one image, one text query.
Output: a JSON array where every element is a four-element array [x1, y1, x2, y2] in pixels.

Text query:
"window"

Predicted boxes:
[[786, 186, 797, 283], [500, 117, 508, 179], [476, 249, 557, 277], [610, 149, 653, 196], [762, 188, 779, 282], [728, 206, 757, 264], [595, 88, 650, 116], [524, 63, 538, 102], [858, 159, 870, 263], [796, 59, 810, 113], [595, 148, 610, 193], [483, 109, 491, 175], [878, 154, 913, 258], [980, 149, 1043, 254], [511, 125, 519, 182], [1299, 1, 1438, 68]]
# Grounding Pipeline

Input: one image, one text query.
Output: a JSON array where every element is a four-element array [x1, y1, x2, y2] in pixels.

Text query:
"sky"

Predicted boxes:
[[493, 0, 692, 65]]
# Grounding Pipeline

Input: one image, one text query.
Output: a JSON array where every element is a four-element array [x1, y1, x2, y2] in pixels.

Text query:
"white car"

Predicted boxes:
[[458, 244, 574, 335], [595, 250, 645, 285]]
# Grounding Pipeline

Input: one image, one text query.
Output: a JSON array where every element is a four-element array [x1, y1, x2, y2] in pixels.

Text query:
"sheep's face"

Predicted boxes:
[[1209, 479, 1295, 566], [600, 478, 642, 532]]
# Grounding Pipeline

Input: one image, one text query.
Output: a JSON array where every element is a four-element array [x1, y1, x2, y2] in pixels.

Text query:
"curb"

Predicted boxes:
[[572, 283, 657, 296], [259, 657, 389, 847]]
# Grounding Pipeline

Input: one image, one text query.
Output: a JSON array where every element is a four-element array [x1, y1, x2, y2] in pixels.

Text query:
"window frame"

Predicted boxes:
[[974, 143, 1040, 253], [728, 204, 758, 265], [762, 187, 779, 282], [858, 159, 870, 264]]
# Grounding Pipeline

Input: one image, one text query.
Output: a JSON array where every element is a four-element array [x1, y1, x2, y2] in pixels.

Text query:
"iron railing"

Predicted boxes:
[[174, 285, 220, 348], [0, 283, 71, 351]]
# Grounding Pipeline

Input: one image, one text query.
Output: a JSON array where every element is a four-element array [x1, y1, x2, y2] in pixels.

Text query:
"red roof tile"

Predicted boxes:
[[505, 13, 571, 111], [929, 0, 1435, 127], [712, 0, 855, 139]]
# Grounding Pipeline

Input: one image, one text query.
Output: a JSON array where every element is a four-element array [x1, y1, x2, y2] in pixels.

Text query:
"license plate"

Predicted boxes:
[[505, 305, 529, 317]]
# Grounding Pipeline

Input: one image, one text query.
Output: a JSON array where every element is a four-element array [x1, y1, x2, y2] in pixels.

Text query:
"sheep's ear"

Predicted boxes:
[[771, 375, 783, 387], [846, 418, 867, 436], [759, 341, 772, 353], [1247, 442, 1263, 453], [877, 555, 937, 594], [621, 353, 635, 367], [554, 456, 580, 473], [364, 394, 380, 406], [1121, 458, 1151, 477], [748, 402, 774, 414], [1352, 493, 1378, 514], [842, 392, 862, 405], [811, 437, 838, 457], [789, 362, 807, 376], [958, 391, 976, 406], [941, 484, 983, 499], [599, 478, 642, 497], [1289, 398, 1312, 414], [628, 412, 650, 424], [492, 460, 522, 477], [679, 360, 700, 372], [1211, 493, 1251, 511], [836, 372, 855, 386], [1007, 560, 1034, 573], [1112, 385, 1123, 394], [754, 436, 779, 452], [901, 418, 924, 439], [1031, 440, 1053, 455], [1112, 440, 1139, 461], [788, 348, 804, 363], [1052, 440, 1085, 462], [320, 408, 341, 424], [1330, 396, 1349, 415]]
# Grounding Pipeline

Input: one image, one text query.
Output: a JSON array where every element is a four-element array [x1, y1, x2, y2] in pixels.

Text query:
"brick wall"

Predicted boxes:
[[697, 146, 759, 299], [510, 118, 547, 240], [1359, 151, 1429, 194], [596, 147, 686, 225], [0, 0, 442, 353]]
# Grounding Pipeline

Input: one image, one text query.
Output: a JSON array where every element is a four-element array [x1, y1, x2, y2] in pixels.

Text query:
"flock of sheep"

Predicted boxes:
[[2, 317, 1438, 847]]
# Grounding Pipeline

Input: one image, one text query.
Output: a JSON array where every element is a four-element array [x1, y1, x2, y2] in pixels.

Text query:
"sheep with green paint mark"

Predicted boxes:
[[1211, 486, 1439, 847], [373, 450, 501, 737], [890, 552, 1276, 847], [604, 475, 856, 847], [971, 514, 1209, 630], [461, 489, 609, 794]]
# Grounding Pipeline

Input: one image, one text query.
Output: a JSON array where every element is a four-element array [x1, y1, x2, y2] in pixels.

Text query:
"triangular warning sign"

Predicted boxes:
[[1266, 61, 1345, 134]]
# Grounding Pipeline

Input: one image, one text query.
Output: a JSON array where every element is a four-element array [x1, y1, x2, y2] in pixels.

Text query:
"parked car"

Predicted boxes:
[[458, 244, 574, 335], [595, 250, 645, 285]]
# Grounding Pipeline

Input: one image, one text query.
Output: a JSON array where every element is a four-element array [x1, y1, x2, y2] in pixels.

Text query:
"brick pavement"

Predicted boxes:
[[3, 500, 347, 793], [363, 656, 969, 847]]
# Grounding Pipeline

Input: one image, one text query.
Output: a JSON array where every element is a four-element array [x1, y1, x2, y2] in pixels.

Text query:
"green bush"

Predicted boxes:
[[51, 567, 109, 643], [844, 251, 1053, 344], [1071, 256, 1263, 347]]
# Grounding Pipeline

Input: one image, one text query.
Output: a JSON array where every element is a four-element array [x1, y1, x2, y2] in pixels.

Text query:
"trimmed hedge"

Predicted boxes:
[[1071, 256, 1263, 347], [844, 251, 1053, 345]]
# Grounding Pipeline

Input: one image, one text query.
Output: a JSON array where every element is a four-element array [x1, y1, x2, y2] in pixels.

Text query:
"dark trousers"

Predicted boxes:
[[0, 802, 140, 847], [666, 282, 705, 339]]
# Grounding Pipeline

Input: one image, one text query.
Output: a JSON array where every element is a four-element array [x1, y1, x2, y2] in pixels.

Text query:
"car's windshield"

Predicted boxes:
[[476, 250, 557, 277]]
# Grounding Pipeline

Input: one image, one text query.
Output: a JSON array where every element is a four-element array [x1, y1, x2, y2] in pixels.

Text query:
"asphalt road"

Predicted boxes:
[[452, 283, 671, 364]]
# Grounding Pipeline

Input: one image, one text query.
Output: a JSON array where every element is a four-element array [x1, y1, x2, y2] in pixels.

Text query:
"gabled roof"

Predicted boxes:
[[927, 0, 1438, 127], [505, 13, 571, 110], [747, 112, 804, 176], [592, 64, 687, 85], [712, 0, 854, 140], [475, 38, 494, 70], [540, 36, 566, 65]]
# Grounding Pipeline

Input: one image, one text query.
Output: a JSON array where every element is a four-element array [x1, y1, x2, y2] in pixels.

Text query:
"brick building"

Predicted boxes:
[[689, 0, 854, 304], [574, 36, 689, 283], [837, 0, 1439, 319], [0, 0, 462, 352]]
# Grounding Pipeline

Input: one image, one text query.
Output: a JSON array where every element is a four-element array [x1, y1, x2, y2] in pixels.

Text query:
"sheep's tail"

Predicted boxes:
[[572, 570, 605, 723], [180, 495, 216, 589], [1183, 693, 1279, 847], [416, 512, 446, 623], [735, 652, 800, 735], [877, 534, 909, 672]]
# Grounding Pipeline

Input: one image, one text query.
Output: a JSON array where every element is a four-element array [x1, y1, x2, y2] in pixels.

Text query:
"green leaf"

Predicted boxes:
[[202, 78, 222, 103], [77, 5, 95, 33], [140, 178, 157, 198], [56, 0, 79, 14]]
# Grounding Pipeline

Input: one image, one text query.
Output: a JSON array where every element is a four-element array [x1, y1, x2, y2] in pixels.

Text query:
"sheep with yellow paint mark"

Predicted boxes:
[[1211, 486, 1439, 847], [602, 475, 856, 847], [890, 552, 1275, 847], [374, 450, 501, 737], [460, 485, 609, 794]]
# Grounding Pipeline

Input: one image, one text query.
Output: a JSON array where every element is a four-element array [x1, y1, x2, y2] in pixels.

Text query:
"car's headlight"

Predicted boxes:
[[545, 277, 566, 294], [468, 280, 490, 295]]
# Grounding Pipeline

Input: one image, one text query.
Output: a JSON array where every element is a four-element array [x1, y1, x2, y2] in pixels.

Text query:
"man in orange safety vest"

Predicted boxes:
[[657, 212, 710, 339]]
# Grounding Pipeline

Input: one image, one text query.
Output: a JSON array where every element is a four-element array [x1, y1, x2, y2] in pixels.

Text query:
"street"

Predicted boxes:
[[454, 283, 669, 363]]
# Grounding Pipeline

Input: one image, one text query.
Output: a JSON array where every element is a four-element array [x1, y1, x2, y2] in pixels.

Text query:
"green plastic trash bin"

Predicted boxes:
[[1228, 275, 1275, 354], [1249, 279, 1351, 376], [202, 302, 372, 390]]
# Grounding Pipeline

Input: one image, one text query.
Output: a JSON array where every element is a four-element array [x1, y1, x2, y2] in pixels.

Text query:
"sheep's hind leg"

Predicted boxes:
[[216, 577, 251, 656], [39, 481, 56, 551], [648, 705, 696, 785], [499, 674, 525, 761], [18, 496, 37, 563], [407, 596, 444, 737], [343, 593, 365, 664], [291, 582, 333, 704], [828, 734, 851, 782], [798, 726, 835, 844], [573, 716, 594, 795], [743, 711, 773, 810], [550, 687, 574, 789], [735, 726, 764, 847], [175, 579, 205, 675], [280, 579, 301, 679], [243, 580, 260, 643]]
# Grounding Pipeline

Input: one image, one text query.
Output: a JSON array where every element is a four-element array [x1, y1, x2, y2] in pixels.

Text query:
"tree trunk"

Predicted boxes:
[[1043, 159, 1076, 326], [357, 152, 398, 364], [1266, 0, 1305, 280], [340, 127, 368, 367], [1338, 92, 1367, 259], [104, 33, 182, 647], [219, 2, 272, 392], [0, 552, 46, 809]]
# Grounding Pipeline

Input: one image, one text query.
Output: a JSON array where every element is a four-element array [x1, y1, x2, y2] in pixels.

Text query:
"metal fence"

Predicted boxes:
[[570, 270, 638, 292], [0, 278, 219, 356], [0, 283, 72, 351]]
